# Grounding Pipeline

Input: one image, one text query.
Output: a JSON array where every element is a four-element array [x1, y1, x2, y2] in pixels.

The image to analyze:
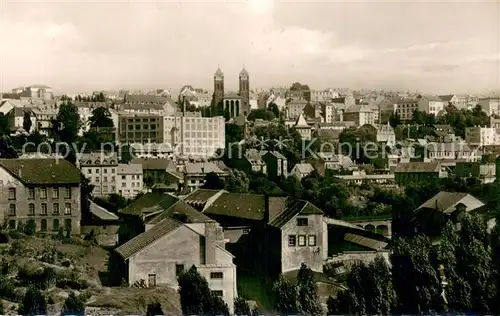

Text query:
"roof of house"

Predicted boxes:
[[439, 95, 455, 102], [416, 191, 485, 214], [183, 189, 226, 206], [130, 158, 176, 171], [263, 151, 287, 160], [204, 193, 267, 221], [0, 159, 82, 185], [124, 94, 169, 104], [224, 92, 241, 99], [344, 233, 388, 251], [146, 200, 212, 225], [394, 161, 441, 173], [119, 193, 179, 216], [294, 114, 309, 127], [78, 152, 118, 165], [421, 95, 444, 102], [117, 163, 142, 175], [293, 163, 314, 174], [115, 217, 183, 259], [268, 200, 323, 228], [89, 200, 119, 221], [185, 162, 225, 175]]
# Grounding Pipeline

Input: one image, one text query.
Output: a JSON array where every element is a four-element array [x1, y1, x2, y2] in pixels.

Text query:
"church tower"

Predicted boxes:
[[239, 66, 250, 116], [213, 67, 224, 109]]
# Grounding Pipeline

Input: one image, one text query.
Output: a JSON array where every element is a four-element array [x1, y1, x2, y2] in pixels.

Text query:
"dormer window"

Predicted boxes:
[[94, 160, 100, 165], [102, 160, 108, 165]]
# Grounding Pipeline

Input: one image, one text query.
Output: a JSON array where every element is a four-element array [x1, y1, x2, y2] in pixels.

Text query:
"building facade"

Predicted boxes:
[[0, 159, 82, 234], [78, 152, 119, 197], [478, 97, 500, 116], [117, 164, 144, 198], [118, 114, 164, 144], [465, 127, 500, 146]]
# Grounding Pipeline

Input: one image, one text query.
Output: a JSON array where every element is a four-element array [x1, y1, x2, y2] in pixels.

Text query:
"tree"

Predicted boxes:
[[89, 107, 114, 128], [0, 136, 18, 158], [268, 102, 280, 118], [178, 266, 229, 316], [19, 287, 47, 316], [55, 102, 81, 143], [491, 212, 500, 314], [203, 172, 225, 190], [146, 302, 164, 316], [225, 170, 250, 193], [296, 263, 322, 316], [24, 220, 36, 236], [247, 109, 276, 121], [0, 114, 9, 136], [389, 112, 401, 128], [272, 276, 299, 315], [62, 292, 85, 316], [234, 297, 251, 316], [23, 111, 32, 133]]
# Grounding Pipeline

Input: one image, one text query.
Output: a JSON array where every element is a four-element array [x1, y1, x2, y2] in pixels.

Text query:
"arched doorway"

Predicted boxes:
[[365, 224, 375, 233]]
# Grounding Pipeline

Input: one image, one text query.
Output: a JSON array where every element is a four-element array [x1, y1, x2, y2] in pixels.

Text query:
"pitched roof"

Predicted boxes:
[[117, 163, 142, 175], [263, 151, 286, 160], [115, 217, 182, 259], [0, 159, 82, 185], [183, 189, 226, 206], [89, 200, 119, 221], [184, 162, 225, 175], [416, 191, 485, 214], [268, 200, 323, 228], [295, 114, 309, 127], [130, 158, 176, 171], [394, 161, 441, 173], [204, 193, 267, 221], [146, 200, 212, 225], [293, 163, 314, 174], [421, 95, 444, 102], [439, 95, 454, 102], [119, 193, 179, 216], [124, 94, 169, 104], [344, 233, 388, 251]]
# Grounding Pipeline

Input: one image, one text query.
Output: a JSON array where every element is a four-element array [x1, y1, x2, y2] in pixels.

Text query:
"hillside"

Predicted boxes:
[[0, 232, 180, 315]]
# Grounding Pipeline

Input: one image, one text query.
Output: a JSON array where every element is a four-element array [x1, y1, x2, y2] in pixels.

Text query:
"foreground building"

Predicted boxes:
[[0, 159, 82, 234]]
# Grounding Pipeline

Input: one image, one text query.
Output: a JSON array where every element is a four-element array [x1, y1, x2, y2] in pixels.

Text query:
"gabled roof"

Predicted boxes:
[[295, 114, 309, 127], [416, 191, 485, 214], [119, 193, 179, 216], [394, 162, 441, 173], [89, 200, 119, 221], [130, 158, 176, 171], [293, 163, 314, 174], [204, 193, 267, 221], [183, 189, 226, 207], [115, 217, 182, 259], [263, 151, 286, 160], [124, 94, 169, 104], [146, 200, 212, 225], [0, 159, 82, 185], [439, 95, 455, 102], [117, 163, 142, 175], [344, 233, 388, 251], [421, 95, 444, 102], [185, 162, 225, 175], [268, 200, 323, 228]]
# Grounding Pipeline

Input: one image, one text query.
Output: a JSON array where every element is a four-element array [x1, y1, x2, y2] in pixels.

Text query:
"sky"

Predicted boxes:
[[0, 0, 499, 95]]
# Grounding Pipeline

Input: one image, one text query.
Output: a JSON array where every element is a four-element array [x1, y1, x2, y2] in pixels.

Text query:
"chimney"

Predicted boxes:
[[204, 220, 217, 265]]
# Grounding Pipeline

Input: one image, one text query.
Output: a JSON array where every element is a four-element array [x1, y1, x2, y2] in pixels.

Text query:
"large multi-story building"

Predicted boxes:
[[179, 115, 225, 157], [0, 159, 82, 234], [396, 98, 419, 121], [465, 127, 500, 146], [78, 152, 119, 197], [311, 89, 339, 102], [418, 95, 445, 116], [118, 114, 164, 144], [343, 104, 376, 126], [321, 102, 335, 123], [286, 99, 308, 119], [14, 85, 53, 100]]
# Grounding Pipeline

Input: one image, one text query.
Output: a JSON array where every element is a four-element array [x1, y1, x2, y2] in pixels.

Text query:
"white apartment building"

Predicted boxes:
[[286, 99, 308, 119], [478, 97, 500, 116], [180, 115, 225, 158], [321, 103, 335, 123], [78, 152, 119, 197], [117, 164, 143, 198], [343, 104, 376, 126], [418, 95, 445, 116], [311, 89, 339, 102], [465, 127, 500, 146]]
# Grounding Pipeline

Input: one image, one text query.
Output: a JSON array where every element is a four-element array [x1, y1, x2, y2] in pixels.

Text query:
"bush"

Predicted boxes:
[[17, 265, 56, 290], [62, 292, 86, 316], [234, 297, 251, 316], [62, 260, 71, 268], [0, 299, 4, 314], [0, 258, 12, 276], [24, 220, 36, 236], [55, 278, 89, 290], [8, 229, 23, 240], [19, 287, 46, 316], [0, 277, 16, 301], [0, 231, 9, 244], [146, 302, 164, 316]]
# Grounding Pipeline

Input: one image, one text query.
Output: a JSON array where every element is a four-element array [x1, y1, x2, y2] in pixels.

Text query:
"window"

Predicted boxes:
[[175, 264, 184, 277], [8, 204, 16, 216], [122, 183, 126, 187], [297, 218, 308, 226], [28, 203, 35, 216], [298, 235, 306, 246], [121, 175, 126, 180], [87, 169, 92, 174], [28, 188, 35, 199], [104, 177, 108, 182], [308, 235, 317, 246], [211, 290, 223, 297], [288, 235, 296, 247], [65, 187, 71, 199], [40, 188, 47, 199], [104, 169, 107, 174], [64, 203, 72, 215], [41, 203, 47, 215], [65, 219, 72, 231], [52, 188, 59, 199], [210, 272, 223, 279], [8, 220, 16, 229], [53, 219, 59, 231], [8, 188, 16, 200], [53, 203, 59, 215], [96, 168, 100, 174], [41, 219, 47, 231], [148, 274, 157, 287]]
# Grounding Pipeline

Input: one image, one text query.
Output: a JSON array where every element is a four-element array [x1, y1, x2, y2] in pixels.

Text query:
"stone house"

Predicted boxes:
[[183, 162, 227, 192], [115, 217, 237, 313], [308, 152, 354, 176], [77, 152, 118, 197], [394, 161, 447, 186], [0, 158, 82, 234], [289, 163, 314, 180], [117, 163, 144, 198]]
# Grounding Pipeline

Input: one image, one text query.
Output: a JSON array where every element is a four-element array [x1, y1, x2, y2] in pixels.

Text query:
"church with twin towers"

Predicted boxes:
[[212, 66, 250, 119]]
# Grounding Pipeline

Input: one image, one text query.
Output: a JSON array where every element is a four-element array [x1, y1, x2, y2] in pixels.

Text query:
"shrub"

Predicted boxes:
[[234, 297, 251, 316], [24, 220, 36, 236], [62, 292, 86, 316], [132, 279, 147, 288], [0, 299, 4, 314], [7, 230, 23, 240], [17, 265, 56, 290], [146, 302, 164, 316], [0, 277, 17, 301], [19, 287, 46, 316], [55, 278, 89, 290], [16, 222, 25, 234], [62, 259, 71, 268], [0, 231, 9, 244]]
